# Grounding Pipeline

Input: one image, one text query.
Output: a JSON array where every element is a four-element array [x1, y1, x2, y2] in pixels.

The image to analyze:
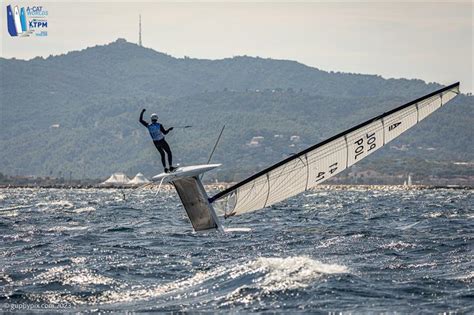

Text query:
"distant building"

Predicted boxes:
[[391, 144, 409, 151], [348, 169, 382, 179], [416, 146, 436, 151], [101, 173, 130, 186], [290, 135, 300, 142], [128, 173, 150, 186], [248, 140, 259, 147], [248, 136, 264, 147], [453, 162, 473, 166]]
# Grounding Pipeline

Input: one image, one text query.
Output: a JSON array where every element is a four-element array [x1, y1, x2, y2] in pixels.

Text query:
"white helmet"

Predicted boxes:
[[150, 113, 158, 121]]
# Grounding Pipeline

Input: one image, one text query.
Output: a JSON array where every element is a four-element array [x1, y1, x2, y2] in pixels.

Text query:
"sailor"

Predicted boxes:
[[139, 109, 177, 173]]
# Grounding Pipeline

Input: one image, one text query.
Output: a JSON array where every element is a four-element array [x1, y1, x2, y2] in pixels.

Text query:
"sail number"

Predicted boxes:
[[315, 162, 338, 182], [354, 132, 377, 160]]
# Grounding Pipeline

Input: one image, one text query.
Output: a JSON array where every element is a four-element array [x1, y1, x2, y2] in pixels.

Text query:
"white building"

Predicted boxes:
[[101, 173, 130, 186], [290, 135, 300, 142], [248, 136, 265, 147], [128, 173, 150, 186]]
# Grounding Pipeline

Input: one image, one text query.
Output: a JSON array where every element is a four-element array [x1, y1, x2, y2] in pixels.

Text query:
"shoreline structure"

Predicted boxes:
[[0, 184, 471, 190]]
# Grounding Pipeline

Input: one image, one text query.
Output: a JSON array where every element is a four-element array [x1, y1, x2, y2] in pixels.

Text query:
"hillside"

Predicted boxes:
[[0, 39, 472, 182]]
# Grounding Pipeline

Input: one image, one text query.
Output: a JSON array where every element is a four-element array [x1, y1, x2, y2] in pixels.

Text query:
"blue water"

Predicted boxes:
[[0, 187, 472, 313]]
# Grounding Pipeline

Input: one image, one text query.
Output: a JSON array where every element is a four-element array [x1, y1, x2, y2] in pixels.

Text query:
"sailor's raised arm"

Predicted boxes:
[[139, 109, 148, 127], [160, 125, 174, 135]]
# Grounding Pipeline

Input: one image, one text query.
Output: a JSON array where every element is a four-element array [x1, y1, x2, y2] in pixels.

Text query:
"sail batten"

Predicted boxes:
[[210, 83, 460, 216]]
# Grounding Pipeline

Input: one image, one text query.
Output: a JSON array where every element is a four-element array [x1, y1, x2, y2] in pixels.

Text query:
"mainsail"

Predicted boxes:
[[209, 82, 460, 217]]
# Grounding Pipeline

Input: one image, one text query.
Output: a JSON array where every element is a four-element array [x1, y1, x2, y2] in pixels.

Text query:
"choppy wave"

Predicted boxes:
[[35, 266, 116, 287], [32, 256, 348, 307], [74, 206, 96, 213], [380, 241, 416, 250], [221, 257, 348, 305], [46, 225, 89, 232], [36, 200, 74, 210], [0, 187, 472, 312], [0, 205, 32, 212]]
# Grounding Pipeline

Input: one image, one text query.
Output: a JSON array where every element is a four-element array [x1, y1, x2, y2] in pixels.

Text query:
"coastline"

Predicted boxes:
[[0, 183, 471, 190]]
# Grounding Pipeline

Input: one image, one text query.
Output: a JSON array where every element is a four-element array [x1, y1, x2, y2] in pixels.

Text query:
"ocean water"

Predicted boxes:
[[0, 187, 472, 313]]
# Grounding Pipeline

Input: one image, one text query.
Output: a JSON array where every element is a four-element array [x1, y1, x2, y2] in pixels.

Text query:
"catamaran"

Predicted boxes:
[[152, 82, 460, 232]]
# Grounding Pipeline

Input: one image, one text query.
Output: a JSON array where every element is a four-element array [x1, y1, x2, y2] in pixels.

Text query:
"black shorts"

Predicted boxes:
[[153, 139, 167, 147]]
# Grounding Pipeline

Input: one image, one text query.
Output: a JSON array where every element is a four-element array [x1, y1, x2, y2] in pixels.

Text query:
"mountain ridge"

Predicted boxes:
[[1, 39, 471, 181], [1, 38, 443, 98]]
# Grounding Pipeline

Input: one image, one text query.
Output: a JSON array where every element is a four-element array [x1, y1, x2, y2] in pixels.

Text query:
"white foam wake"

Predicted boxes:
[[222, 256, 349, 305], [249, 256, 348, 292], [224, 227, 252, 233], [75, 256, 350, 306]]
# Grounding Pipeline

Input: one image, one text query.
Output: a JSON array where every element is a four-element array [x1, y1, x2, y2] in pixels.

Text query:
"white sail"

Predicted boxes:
[[210, 83, 460, 217]]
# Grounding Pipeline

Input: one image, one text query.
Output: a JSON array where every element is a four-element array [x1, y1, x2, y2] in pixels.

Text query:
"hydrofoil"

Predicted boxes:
[[152, 164, 223, 232]]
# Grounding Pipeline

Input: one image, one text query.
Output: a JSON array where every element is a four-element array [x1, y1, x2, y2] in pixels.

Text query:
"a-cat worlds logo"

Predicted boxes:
[[6, 4, 48, 37]]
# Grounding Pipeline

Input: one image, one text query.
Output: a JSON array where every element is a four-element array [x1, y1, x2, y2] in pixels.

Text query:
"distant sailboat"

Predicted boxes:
[[403, 174, 412, 187]]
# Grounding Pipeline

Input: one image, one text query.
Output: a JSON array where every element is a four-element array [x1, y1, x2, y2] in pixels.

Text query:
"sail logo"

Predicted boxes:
[[388, 122, 401, 131], [6, 4, 48, 37]]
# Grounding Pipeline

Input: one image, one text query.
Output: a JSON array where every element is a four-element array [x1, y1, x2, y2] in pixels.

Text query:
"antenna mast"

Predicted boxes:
[[139, 14, 142, 46]]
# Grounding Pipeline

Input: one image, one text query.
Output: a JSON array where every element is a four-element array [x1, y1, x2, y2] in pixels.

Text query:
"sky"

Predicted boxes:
[[1, 1, 473, 92]]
